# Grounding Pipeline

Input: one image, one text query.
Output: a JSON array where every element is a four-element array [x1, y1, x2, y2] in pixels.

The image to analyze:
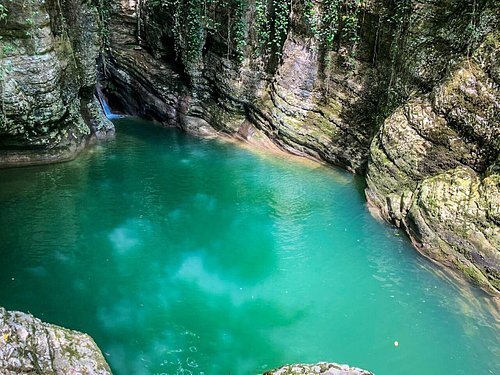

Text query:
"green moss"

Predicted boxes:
[[454, 260, 485, 285]]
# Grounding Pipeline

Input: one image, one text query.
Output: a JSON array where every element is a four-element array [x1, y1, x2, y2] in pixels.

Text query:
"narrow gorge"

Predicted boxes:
[[0, 0, 498, 373]]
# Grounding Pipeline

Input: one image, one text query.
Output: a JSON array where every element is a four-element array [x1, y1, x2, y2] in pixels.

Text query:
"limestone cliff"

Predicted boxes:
[[0, 307, 111, 374], [99, 0, 499, 292], [366, 27, 499, 292], [0, 0, 114, 167], [101, 0, 394, 172]]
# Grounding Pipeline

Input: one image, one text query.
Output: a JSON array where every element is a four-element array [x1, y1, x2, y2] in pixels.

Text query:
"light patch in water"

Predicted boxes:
[[97, 299, 137, 329], [192, 193, 217, 211], [168, 209, 183, 221], [26, 266, 48, 277], [108, 219, 152, 254], [173, 253, 252, 306]]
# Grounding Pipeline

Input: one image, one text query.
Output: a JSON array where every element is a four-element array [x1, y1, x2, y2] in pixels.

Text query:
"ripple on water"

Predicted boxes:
[[0, 118, 498, 375]]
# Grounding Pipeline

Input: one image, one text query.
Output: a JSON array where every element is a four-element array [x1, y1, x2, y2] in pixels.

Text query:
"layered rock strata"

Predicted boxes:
[[366, 29, 500, 292], [0, 0, 114, 167]]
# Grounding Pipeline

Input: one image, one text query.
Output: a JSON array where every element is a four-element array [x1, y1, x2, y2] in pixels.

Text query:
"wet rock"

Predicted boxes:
[[405, 167, 499, 291]]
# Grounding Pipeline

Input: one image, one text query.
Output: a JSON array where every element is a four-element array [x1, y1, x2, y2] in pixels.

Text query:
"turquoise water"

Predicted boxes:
[[0, 118, 498, 375]]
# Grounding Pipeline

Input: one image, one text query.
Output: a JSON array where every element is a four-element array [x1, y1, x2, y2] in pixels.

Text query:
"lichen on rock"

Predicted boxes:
[[366, 20, 499, 292]]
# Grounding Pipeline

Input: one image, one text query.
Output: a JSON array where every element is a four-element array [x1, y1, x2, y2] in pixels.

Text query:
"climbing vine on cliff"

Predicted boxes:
[[146, 0, 369, 73], [0, 3, 7, 21], [151, 0, 248, 73]]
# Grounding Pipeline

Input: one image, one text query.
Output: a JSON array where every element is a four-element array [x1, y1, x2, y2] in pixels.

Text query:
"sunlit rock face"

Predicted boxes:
[[365, 29, 500, 293], [0, 307, 111, 374], [101, 0, 499, 291], [0, 0, 113, 167]]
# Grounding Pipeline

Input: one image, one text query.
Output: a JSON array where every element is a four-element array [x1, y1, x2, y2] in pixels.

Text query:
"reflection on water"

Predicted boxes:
[[0, 118, 498, 375]]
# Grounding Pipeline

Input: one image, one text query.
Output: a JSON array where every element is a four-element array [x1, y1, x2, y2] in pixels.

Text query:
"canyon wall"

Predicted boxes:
[[0, 0, 497, 369], [0, 0, 113, 167]]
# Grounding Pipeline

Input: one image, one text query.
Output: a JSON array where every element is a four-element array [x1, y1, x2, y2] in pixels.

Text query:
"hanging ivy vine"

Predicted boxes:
[[150, 0, 248, 72], [144, 0, 368, 73], [305, 0, 364, 53]]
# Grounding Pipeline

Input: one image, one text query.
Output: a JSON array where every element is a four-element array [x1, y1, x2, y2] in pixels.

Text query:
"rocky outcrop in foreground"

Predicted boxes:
[[264, 362, 373, 375], [0, 307, 111, 375]]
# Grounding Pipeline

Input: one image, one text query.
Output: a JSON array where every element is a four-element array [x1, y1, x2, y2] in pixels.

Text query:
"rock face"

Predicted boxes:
[[0, 307, 111, 374], [100, 0, 499, 292], [263, 362, 373, 375], [365, 25, 500, 292], [0, 0, 114, 167]]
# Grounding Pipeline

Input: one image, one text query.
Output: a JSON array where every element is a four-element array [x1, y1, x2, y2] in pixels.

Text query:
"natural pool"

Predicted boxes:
[[0, 118, 498, 375]]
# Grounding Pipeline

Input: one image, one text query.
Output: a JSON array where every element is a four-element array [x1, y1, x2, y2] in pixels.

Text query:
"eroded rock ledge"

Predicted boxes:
[[0, 307, 111, 374]]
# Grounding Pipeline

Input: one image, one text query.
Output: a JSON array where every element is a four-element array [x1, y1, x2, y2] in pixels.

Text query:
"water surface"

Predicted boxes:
[[0, 118, 498, 375]]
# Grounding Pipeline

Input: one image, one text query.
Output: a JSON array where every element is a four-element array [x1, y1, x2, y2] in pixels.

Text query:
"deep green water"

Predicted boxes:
[[0, 118, 498, 375]]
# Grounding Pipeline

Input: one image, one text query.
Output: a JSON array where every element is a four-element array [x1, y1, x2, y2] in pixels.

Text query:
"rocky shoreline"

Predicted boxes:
[[0, 307, 111, 374]]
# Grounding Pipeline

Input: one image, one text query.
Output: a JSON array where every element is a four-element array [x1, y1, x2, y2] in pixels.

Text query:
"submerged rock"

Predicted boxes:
[[263, 362, 373, 375], [0, 307, 112, 375]]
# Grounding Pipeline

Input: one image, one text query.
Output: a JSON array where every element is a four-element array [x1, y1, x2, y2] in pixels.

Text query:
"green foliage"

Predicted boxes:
[[319, 0, 340, 48], [147, 0, 366, 71], [0, 0, 12, 85], [303, 0, 318, 35], [2, 42, 15, 55], [271, 0, 290, 56], [94, 0, 111, 45], [254, 0, 270, 54], [151, 0, 249, 71], [254, 0, 291, 58], [0, 3, 8, 21], [309, 0, 363, 52]]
